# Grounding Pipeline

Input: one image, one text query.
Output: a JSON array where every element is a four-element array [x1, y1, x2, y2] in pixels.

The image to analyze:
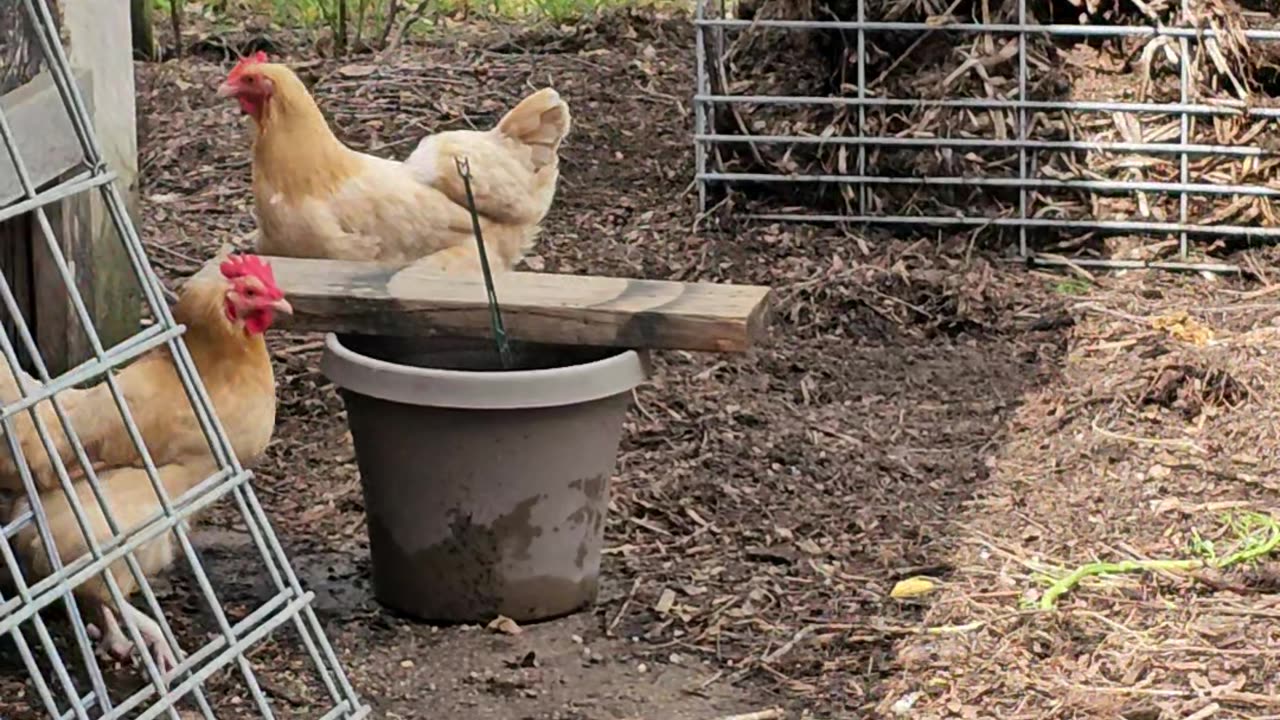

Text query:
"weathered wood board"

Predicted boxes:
[[0, 67, 95, 374], [194, 256, 773, 353], [0, 69, 91, 210], [0, 0, 137, 376], [61, 0, 144, 364]]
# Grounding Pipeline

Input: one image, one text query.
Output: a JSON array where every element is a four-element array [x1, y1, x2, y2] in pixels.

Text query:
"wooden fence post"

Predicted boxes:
[[0, 0, 141, 377]]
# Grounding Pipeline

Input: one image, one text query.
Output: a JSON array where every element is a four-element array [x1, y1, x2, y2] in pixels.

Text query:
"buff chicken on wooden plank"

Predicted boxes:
[[0, 254, 289, 676], [0, 253, 290, 494], [215, 52, 571, 274]]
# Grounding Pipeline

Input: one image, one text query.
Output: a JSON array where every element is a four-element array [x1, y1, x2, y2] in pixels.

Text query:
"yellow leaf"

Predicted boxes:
[[1150, 311, 1214, 346], [486, 615, 523, 635], [654, 588, 676, 614], [891, 577, 937, 599]]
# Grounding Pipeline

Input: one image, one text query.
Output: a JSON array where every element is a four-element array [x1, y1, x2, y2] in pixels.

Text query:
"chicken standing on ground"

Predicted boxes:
[[2, 254, 289, 676], [214, 51, 571, 273], [0, 253, 291, 492]]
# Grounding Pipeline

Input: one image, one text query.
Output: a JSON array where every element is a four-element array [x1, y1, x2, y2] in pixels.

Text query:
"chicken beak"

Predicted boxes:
[[270, 298, 294, 316], [216, 81, 238, 98]]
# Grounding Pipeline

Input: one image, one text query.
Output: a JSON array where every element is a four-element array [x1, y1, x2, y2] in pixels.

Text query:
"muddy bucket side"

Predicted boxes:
[[321, 333, 648, 623]]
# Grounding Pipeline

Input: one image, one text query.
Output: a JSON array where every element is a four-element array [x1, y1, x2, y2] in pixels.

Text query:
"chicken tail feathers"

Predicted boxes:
[[402, 87, 570, 230], [495, 88, 571, 170]]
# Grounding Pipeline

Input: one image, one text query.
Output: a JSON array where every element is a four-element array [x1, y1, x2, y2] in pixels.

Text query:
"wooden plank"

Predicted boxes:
[[0, 1, 44, 377], [22, 65, 97, 376], [62, 0, 143, 357], [33, 172, 95, 374], [33, 189, 70, 371], [0, 213, 34, 370], [0, 1, 131, 376], [194, 257, 774, 353], [0, 68, 92, 209]]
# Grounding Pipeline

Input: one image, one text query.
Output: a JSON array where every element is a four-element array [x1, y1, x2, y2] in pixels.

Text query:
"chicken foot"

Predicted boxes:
[[87, 600, 179, 677]]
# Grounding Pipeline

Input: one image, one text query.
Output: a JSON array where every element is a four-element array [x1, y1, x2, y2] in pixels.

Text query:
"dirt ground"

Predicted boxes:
[[7, 7, 1280, 720], [128, 13, 1041, 717]]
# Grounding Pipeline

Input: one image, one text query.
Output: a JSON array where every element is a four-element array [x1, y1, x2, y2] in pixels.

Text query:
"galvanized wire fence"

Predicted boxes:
[[0, 0, 368, 717], [695, 0, 1280, 272]]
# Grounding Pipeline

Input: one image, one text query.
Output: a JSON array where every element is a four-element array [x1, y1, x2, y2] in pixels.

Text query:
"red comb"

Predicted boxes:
[[228, 51, 268, 80], [220, 254, 283, 297]]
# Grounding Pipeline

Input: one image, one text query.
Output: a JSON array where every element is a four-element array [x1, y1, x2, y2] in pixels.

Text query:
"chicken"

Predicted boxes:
[[0, 355, 42, 405], [214, 51, 571, 274], [10, 458, 218, 676], [0, 252, 290, 496], [404, 87, 570, 229], [0, 346, 90, 483], [0, 253, 289, 675], [0, 362, 50, 533]]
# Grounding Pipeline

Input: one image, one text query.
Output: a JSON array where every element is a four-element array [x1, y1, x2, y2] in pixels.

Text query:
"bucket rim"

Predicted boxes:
[[320, 333, 650, 410]]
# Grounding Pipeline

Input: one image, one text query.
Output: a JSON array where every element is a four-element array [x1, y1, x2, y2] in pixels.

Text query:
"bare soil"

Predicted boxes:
[[131, 13, 1061, 717], [5, 7, 1280, 720]]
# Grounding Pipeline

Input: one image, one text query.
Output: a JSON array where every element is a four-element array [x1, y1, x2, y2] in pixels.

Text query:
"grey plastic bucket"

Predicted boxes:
[[320, 333, 648, 624]]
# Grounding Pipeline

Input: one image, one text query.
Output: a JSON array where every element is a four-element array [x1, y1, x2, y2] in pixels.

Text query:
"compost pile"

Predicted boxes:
[[712, 0, 1280, 255]]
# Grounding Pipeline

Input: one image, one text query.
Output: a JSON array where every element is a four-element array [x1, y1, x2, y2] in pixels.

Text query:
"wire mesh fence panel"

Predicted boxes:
[[694, 0, 1280, 272], [0, 1, 369, 717]]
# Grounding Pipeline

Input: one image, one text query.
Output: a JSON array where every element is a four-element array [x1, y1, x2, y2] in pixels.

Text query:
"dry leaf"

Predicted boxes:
[[1150, 310, 1214, 346], [890, 577, 937, 599], [654, 588, 676, 614], [686, 507, 709, 526], [338, 63, 378, 78], [487, 615, 522, 635]]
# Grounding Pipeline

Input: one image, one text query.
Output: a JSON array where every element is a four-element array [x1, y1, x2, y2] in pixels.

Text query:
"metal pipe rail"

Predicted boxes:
[[693, 0, 1280, 272]]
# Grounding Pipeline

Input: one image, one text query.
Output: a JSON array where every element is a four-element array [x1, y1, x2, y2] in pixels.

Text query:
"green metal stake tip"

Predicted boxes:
[[454, 156, 514, 370]]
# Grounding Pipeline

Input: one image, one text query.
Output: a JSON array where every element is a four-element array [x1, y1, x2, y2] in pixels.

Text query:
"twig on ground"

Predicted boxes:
[[606, 577, 641, 636], [761, 625, 812, 664], [708, 710, 784, 720], [1090, 418, 1209, 456], [1184, 701, 1221, 720]]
